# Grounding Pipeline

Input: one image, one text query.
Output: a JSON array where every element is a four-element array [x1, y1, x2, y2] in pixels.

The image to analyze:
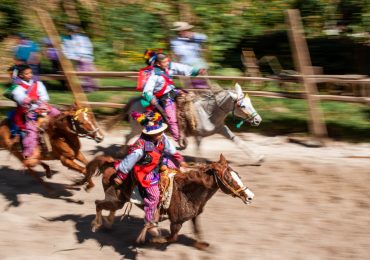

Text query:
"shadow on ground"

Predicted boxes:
[[45, 213, 199, 259], [0, 166, 83, 210]]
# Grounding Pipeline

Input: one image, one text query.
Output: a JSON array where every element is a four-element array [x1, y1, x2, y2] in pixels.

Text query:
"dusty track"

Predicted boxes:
[[0, 130, 369, 259]]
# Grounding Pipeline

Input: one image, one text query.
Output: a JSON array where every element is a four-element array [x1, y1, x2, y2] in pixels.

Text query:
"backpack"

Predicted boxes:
[[136, 65, 154, 91], [136, 65, 174, 96]]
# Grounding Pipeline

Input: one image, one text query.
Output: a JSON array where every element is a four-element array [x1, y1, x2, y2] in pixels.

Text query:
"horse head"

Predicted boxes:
[[229, 83, 262, 126], [66, 106, 104, 143], [210, 154, 254, 204]]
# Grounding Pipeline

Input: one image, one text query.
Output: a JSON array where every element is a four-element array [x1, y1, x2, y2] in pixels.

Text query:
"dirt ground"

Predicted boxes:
[[0, 130, 369, 260]]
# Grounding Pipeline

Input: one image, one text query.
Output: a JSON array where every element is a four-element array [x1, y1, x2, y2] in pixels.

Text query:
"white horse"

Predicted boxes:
[[113, 84, 264, 165]]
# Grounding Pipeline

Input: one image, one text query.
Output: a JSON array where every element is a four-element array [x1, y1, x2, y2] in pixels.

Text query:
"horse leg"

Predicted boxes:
[[40, 162, 52, 179], [102, 210, 116, 229], [191, 217, 209, 250], [166, 222, 183, 243], [75, 151, 95, 190], [91, 201, 103, 232], [218, 125, 264, 165], [194, 136, 204, 163]]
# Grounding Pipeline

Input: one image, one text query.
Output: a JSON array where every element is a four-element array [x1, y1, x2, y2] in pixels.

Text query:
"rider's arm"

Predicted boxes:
[[170, 62, 202, 77], [36, 81, 50, 103], [11, 85, 28, 106], [117, 149, 144, 174], [163, 134, 184, 163], [191, 32, 207, 43]]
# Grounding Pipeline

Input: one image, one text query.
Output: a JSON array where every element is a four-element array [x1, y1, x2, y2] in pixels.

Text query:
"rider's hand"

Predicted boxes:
[[198, 68, 207, 75], [180, 161, 189, 168]]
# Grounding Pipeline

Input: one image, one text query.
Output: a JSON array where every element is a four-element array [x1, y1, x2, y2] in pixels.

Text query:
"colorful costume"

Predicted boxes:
[[142, 62, 201, 142], [115, 112, 184, 223], [11, 79, 60, 158]]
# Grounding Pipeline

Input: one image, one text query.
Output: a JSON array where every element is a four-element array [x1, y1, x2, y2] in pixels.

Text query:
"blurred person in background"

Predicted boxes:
[[42, 38, 60, 74], [62, 24, 99, 92], [140, 50, 206, 147], [13, 33, 41, 79], [170, 21, 208, 89]]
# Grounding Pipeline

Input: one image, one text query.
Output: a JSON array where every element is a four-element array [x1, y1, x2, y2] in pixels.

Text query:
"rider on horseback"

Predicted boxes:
[[113, 111, 186, 231], [140, 50, 206, 146], [7, 64, 60, 161]]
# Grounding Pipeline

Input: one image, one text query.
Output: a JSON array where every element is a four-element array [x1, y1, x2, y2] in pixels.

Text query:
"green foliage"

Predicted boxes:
[[0, 0, 22, 39]]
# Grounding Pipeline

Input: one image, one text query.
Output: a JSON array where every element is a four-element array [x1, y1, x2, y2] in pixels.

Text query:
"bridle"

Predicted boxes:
[[231, 95, 258, 128], [212, 165, 248, 200], [69, 108, 100, 138]]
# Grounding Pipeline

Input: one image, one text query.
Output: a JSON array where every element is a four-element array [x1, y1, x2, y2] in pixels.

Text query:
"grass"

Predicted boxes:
[[0, 80, 369, 142]]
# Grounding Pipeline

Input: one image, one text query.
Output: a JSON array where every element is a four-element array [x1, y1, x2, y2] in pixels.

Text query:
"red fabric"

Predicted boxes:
[[154, 74, 174, 98], [136, 66, 174, 98], [13, 82, 39, 130], [131, 139, 165, 188], [137, 66, 153, 91], [20, 82, 39, 100], [13, 106, 26, 129]]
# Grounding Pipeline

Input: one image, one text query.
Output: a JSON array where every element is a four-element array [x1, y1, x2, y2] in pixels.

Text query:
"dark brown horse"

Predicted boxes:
[[86, 154, 254, 248], [0, 106, 104, 190]]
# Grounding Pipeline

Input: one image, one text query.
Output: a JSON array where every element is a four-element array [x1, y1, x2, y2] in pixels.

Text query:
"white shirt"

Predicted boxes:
[[142, 62, 194, 96], [12, 80, 49, 106]]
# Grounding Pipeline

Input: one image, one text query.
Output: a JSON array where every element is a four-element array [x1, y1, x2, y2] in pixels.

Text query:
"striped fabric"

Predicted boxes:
[[143, 171, 160, 223]]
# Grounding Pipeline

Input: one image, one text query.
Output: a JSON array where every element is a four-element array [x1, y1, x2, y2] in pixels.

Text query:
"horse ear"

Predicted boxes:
[[219, 154, 227, 165], [235, 83, 243, 98]]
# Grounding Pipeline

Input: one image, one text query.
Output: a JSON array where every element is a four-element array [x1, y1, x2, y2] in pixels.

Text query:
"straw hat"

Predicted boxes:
[[171, 21, 194, 31]]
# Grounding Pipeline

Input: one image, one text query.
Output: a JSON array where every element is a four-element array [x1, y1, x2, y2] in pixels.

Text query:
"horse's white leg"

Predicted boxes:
[[218, 125, 264, 165], [194, 136, 204, 163], [103, 210, 116, 229], [91, 207, 103, 232]]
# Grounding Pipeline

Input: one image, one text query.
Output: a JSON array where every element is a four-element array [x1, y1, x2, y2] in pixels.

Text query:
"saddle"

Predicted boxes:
[[176, 91, 198, 135], [129, 165, 178, 211], [158, 165, 178, 210]]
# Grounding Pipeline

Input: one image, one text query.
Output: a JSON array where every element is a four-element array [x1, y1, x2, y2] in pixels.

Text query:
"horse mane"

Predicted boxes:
[[175, 164, 216, 189]]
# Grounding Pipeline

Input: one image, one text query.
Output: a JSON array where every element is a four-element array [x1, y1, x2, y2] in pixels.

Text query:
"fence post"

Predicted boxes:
[[34, 4, 88, 107], [285, 9, 327, 140]]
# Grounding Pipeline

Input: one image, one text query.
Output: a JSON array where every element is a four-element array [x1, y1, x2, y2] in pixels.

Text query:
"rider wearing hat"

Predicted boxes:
[[141, 51, 206, 146], [113, 111, 186, 229]]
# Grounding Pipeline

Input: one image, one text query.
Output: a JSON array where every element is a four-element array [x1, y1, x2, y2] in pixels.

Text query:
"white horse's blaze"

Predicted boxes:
[[231, 170, 254, 200], [230, 171, 245, 189], [245, 188, 255, 200]]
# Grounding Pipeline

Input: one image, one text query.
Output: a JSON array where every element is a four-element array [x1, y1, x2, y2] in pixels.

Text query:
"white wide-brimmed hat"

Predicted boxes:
[[171, 21, 194, 31]]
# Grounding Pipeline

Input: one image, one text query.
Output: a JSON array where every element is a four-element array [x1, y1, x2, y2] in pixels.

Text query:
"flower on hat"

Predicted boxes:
[[131, 111, 167, 134]]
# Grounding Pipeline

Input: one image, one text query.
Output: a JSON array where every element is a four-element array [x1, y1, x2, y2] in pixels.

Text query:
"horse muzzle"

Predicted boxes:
[[250, 114, 262, 127], [243, 188, 255, 205]]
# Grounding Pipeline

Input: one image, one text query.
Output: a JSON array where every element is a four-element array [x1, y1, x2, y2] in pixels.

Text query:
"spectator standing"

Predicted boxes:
[[170, 22, 208, 89], [62, 25, 99, 92]]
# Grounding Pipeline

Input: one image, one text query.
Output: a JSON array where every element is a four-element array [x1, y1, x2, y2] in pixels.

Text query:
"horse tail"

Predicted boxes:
[[75, 155, 115, 186], [104, 97, 142, 132]]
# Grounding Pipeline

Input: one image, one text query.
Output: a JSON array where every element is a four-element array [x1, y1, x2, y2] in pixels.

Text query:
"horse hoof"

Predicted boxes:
[[150, 236, 167, 244], [193, 241, 210, 250], [45, 170, 53, 178], [91, 223, 100, 232], [84, 183, 95, 192]]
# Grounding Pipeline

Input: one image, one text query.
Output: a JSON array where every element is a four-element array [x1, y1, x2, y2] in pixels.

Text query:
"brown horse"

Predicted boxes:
[[0, 106, 104, 190], [86, 154, 254, 248]]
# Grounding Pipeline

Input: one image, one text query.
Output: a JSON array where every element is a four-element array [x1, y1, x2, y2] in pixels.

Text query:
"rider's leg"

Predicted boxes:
[[48, 106, 61, 118], [162, 98, 180, 142], [22, 117, 38, 158], [143, 181, 160, 224]]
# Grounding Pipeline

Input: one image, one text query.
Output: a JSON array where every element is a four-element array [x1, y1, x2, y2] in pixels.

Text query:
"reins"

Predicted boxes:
[[212, 166, 248, 199]]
